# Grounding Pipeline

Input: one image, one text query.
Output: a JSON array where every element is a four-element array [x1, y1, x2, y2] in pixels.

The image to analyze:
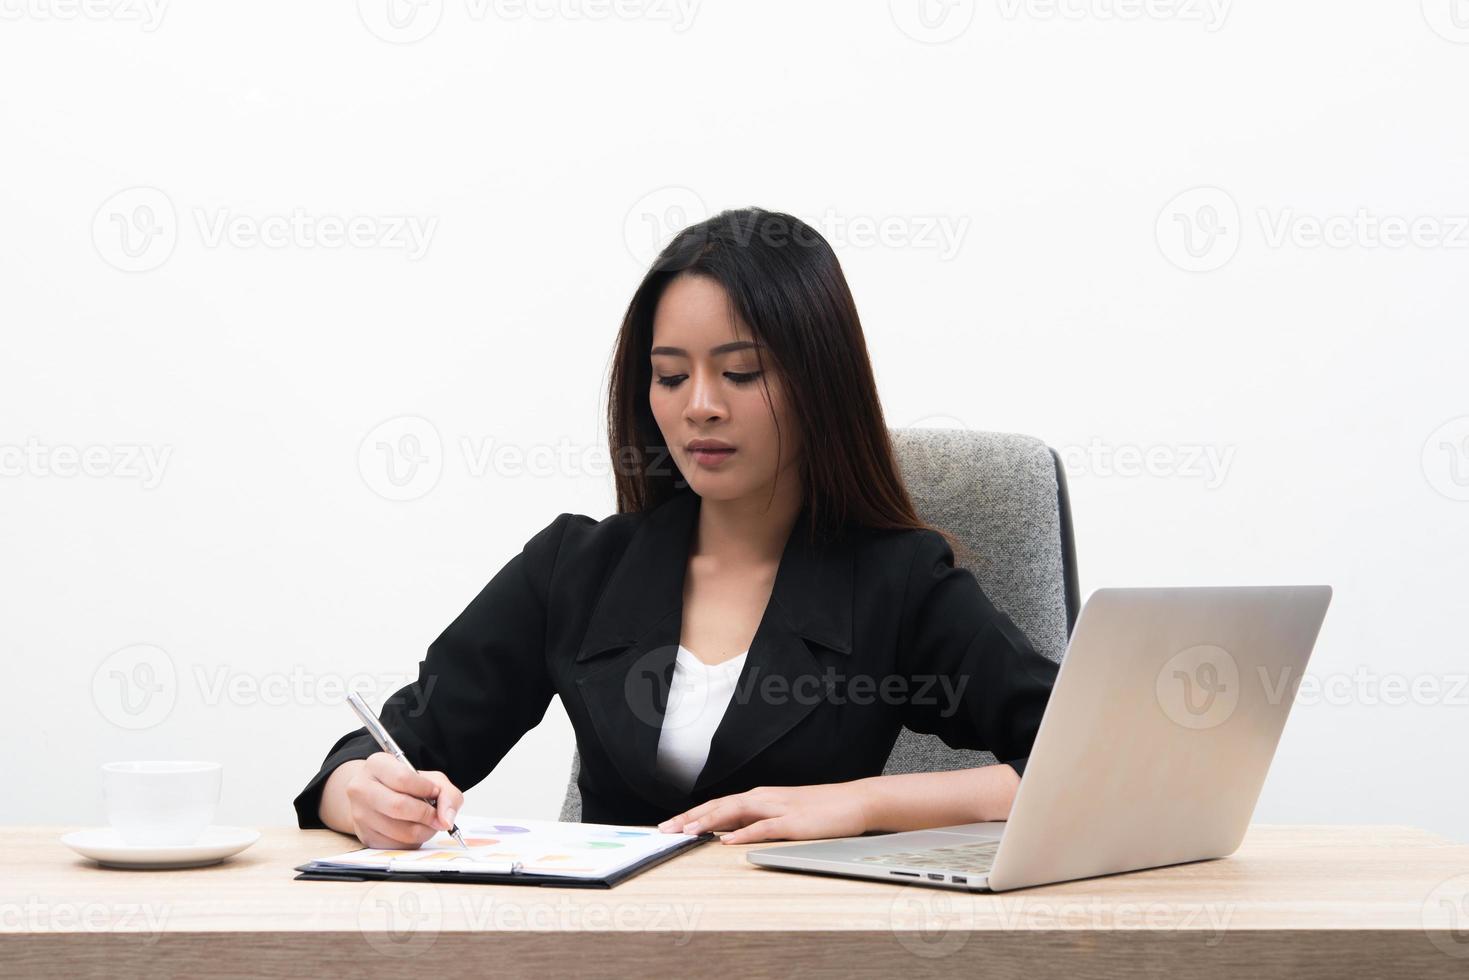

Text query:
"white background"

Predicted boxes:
[[2, 0, 1465, 843]]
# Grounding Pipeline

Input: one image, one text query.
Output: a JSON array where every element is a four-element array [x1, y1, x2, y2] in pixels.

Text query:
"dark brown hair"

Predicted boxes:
[[605, 206, 960, 556]]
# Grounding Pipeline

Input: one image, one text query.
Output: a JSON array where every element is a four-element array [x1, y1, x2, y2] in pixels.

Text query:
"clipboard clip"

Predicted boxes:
[[387, 857, 522, 874]]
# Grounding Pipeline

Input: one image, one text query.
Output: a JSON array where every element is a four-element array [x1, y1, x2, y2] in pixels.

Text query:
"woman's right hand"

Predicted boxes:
[[337, 752, 466, 849]]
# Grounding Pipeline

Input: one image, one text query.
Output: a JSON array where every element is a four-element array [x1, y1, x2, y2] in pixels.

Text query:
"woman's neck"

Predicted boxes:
[[692, 481, 804, 566]]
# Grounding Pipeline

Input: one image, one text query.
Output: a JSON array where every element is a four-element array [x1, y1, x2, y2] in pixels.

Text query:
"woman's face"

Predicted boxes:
[[648, 274, 802, 504]]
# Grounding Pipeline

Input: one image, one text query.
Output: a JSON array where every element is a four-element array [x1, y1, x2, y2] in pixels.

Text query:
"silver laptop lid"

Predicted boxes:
[[986, 585, 1331, 892]]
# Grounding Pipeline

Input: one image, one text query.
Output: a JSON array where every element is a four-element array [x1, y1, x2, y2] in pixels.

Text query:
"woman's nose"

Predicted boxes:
[[684, 369, 726, 422]]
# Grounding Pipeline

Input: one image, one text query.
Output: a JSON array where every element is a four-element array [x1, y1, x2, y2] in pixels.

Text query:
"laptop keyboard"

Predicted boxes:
[[853, 839, 1000, 875]]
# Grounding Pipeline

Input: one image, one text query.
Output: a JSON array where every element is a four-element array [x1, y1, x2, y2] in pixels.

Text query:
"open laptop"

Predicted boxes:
[[747, 585, 1332, 892]]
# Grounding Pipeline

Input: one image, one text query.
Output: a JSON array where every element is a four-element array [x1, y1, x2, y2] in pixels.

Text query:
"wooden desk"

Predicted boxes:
[[2, 824, 1467, 978]]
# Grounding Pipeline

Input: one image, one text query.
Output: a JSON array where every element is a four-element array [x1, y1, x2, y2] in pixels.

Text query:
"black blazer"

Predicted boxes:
[[293, 489, 1059, 828]]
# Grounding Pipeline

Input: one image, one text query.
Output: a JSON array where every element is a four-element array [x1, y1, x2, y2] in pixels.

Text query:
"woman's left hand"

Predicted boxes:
[[656, 782, 871, 844]]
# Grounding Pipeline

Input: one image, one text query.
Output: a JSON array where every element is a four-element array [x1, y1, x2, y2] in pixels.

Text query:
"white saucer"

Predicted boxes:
[[61, 826, 261, 869]]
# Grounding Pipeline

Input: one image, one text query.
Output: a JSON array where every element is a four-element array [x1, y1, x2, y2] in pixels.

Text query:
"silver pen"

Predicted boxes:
[[346, 691, 469, 850]]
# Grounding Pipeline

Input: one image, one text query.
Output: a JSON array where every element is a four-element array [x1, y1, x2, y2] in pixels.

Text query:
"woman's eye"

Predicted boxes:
[[653, 371, 762, 388]]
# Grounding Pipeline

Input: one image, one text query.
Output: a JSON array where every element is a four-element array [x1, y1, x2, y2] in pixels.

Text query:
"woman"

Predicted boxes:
[[293, 207, 1059, 848]]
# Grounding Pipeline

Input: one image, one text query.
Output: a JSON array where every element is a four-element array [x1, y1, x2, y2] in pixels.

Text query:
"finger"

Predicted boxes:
[[420, 771, 465, 830], [686, 800, 754, 834], [357, 812, 439, 849], [719, 817, 786, 845], [658, 798, 723, 833], [366, 752, 441, 800], [361, 778, 439, 830]]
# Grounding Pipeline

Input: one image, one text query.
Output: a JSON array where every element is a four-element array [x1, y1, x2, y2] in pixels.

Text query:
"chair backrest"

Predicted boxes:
[[558, 428, 1079, 820]]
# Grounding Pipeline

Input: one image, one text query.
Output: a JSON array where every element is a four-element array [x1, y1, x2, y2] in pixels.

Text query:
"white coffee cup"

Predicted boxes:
[[102, 761, 222, 846]]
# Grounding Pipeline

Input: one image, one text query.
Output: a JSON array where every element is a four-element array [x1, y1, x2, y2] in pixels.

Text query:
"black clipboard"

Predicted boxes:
[[292, 831, 714, 888]]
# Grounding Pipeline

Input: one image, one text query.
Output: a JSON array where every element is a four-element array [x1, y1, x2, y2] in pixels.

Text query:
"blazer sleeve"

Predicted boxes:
[[291, 513, 572, 829], [895, 529, 1060, 778]]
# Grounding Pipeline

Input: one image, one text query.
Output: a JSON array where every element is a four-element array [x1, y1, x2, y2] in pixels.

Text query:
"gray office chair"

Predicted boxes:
[[558, 428, 1080, 820]]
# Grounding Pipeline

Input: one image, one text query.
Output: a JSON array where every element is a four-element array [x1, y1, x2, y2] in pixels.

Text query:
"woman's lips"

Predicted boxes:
[[690, 448, 736, 467]]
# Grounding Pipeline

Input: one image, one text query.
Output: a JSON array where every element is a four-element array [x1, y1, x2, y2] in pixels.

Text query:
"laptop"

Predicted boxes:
[[747, 585, 1332, 892]]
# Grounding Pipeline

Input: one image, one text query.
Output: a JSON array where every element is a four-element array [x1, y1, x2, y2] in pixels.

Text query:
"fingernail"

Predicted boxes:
[[445, 807, 457, 826], [685, 821, 700, 833]]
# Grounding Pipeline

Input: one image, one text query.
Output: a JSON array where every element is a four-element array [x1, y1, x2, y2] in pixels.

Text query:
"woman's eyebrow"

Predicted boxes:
[[650, 341, 763, 357]]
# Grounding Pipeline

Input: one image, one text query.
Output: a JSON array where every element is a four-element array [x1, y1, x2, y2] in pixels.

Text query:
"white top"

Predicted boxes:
[[654, 645, 750, 794]]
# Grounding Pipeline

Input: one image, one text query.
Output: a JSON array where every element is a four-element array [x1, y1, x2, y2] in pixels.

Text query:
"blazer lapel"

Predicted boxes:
[[573, 490, 856, 810]]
